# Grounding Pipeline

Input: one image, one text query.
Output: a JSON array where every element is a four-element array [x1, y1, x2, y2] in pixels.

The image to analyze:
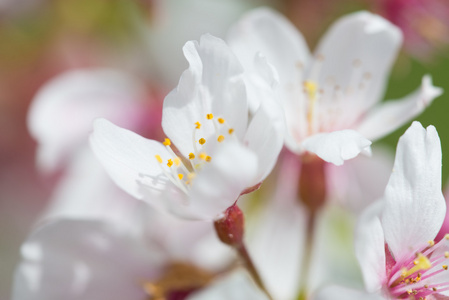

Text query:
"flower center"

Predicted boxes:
[[299, 55, 373, 135], [386, 234, 449, 299], [154, 114, 235, 194]]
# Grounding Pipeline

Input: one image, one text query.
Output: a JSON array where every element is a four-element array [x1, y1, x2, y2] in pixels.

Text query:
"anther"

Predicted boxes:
[[199, 153, 207, 160], [178, 174, 184, 180], [163, 138, 171, 146], [445, 252, 449, 258], [195, 122, 201, 129], [428, 240, 435, 247], [167, 159, 173, 167], [445, 234, 449, 240], [217, 135, 225, 142], [206, 114, 214, 120], [199, 138, 206, 145], [443, 265, 448, 270], [433, 287, 438, 291], [174, 157, 181, 166], [155, 155, 163, 163], [218, 118, 225, 124], [189, 153, 195, 160], [228, 128, 234, 135], [206, 156, 211, 162]]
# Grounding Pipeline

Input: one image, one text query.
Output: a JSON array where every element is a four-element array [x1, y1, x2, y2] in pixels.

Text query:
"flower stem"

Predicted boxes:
[[236, 243, 273, 300], [296, 208, 318, 300], [214, 205, 273, 300]]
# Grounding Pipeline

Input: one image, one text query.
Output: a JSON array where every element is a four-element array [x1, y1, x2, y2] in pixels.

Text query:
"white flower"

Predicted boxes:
[[315, 122, 448, 299], [28, 68, 148, 173], [228, 8, 443, 165], [90, 34, 284, 220], [12, 207, 233, 300]]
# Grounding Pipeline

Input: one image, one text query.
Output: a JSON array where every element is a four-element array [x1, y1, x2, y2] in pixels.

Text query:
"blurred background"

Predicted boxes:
[[1, 0, 448, 299]]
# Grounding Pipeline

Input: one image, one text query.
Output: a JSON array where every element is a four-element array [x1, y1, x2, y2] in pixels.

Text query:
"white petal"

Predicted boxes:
[[162, 34, 248, 157], [184, 142, 258, 220], [313, 285, 385, 300], [355, 75, 443, 141], [27, 69, 146, 173], [312, 11, 402, 111], [228, 7, 310, 112], [381, 122, 446, 261], [244, 98, 285, 184], [12, 220, 160, 300], [187, 270, 269, 300], [247, 198, 306, 300], [243, 52, 280, 113], [327, 146, 394, 212], [41, 148, 142, 224], [301, 130, 372, 166], [89, 118, 182, 209], [355, 201, 386, 293], [228, 7, 310, 85]]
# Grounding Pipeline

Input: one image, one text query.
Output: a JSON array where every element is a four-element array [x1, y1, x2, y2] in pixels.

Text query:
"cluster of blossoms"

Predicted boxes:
[[11, 7, 447, 300]]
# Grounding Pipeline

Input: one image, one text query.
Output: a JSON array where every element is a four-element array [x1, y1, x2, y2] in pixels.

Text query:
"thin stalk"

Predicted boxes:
[[296, 210, 317, 300], [236, 243, 273, 300]]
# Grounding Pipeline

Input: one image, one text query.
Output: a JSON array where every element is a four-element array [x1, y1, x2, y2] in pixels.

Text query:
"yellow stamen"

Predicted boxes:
[[445, 251, 449, 258], [428, 240, 435, 247], [199, 138, 206, 145], [443, 265, 448, 270], [445, 234, 449, 240], [174, 157, 181, 166], [206, 114, 214, 120], [167, 159, 173, 167], [218, 118, 225, 124], [155, 155, 163, 163], [303, 80, 318, 100], [228, 128, 234, 135], [405, 254, 432, 277], [195, 122, 201, 129], [217, 135, 225, 142], [163, 138, 171, 146], [189, 153, 195, 160], [206, 156, 211, 162], [199, 153, 207, 160]]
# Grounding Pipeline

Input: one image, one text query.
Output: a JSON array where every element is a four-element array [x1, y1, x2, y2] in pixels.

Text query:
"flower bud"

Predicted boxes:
[[214, 205, 244, 247]]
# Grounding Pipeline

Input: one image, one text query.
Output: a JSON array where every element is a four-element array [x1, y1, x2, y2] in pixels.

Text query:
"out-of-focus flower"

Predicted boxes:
[[90, 34, 284, 220], [316, 122, 448, 299], [12, 201, 234, 300], [378, 0, 449, 60], [27, 68, 152, 174], [228, 8, 442, 166], [187, 270, 268, 300]]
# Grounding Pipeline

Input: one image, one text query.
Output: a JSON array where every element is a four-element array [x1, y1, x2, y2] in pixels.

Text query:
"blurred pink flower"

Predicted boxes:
[[379, 0, 449, 59]]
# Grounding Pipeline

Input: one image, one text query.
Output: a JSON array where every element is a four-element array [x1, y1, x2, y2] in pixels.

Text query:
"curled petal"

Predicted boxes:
[[356, 75, 443, 141], [301, 130, 372, 166]]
